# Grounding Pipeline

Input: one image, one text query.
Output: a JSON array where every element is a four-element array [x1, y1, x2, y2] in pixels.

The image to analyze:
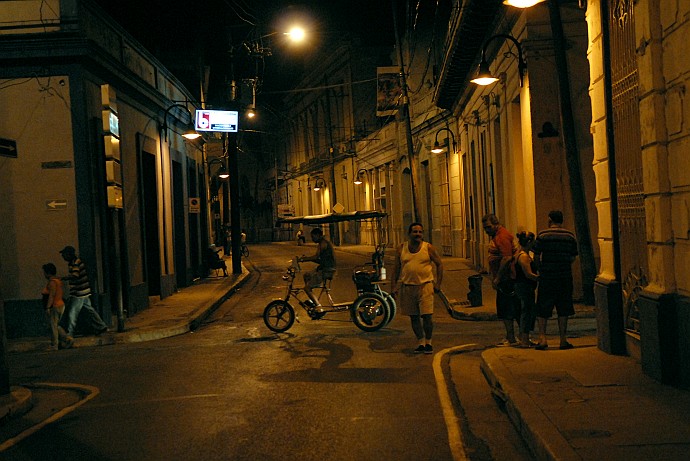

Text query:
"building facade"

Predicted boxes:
[[586, 0, 690, 386], [0, 0, 208, 337]]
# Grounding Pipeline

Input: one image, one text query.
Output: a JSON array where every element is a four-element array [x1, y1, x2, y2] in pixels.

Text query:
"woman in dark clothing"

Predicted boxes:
[[514, 231, 539, 347]]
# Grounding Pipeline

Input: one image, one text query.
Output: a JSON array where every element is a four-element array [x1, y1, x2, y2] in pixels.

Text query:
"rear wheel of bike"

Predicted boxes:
[[350, 292, 390, 332], [241, 244, 249, 258], [263, 300, 295, 333], [381, 291, 397, 326]]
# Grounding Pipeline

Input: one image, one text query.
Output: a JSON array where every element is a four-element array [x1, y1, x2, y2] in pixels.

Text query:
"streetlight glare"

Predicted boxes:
[[285, 26, 306, 43], [471, 76, 499, 86], [503, 0, 546, 7]]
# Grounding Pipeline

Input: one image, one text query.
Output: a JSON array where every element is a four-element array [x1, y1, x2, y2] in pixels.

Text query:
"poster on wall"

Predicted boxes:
[[377, 67, 401, 117]]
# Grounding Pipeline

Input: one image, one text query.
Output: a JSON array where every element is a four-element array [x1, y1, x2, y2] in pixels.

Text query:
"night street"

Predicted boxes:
[[0, 243, 592, 460]]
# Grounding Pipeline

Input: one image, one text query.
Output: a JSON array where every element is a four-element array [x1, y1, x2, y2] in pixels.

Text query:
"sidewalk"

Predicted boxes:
[[4, 244, 689, 461], [334, 245, 690, 461], [2, 263, 250, 426]]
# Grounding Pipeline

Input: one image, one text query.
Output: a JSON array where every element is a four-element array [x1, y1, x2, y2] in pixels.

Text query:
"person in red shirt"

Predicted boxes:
[[482, 214, 521, 346]]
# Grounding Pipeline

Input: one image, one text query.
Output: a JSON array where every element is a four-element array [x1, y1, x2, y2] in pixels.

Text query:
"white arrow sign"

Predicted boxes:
[[46, 199, 67, 210]]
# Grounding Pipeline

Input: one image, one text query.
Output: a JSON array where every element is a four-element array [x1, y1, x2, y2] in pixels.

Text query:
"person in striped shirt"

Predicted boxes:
[[532, 211, 579, 350], [60, 246, 109, 337]]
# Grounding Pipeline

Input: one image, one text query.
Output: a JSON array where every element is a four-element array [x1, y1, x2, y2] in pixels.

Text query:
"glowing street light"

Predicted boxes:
[[286, 26, 306, 43], [503, 0, 546, 7]]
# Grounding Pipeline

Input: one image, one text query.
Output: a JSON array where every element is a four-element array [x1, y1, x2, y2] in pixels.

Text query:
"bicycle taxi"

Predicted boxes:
[[263, 210, 396, 333]]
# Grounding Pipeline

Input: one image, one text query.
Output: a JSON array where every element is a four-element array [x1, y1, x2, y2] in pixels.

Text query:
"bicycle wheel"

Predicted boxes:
[[242, 245, 249, 258], [381, 291, 397, 326], [263, 300, 295, 333], [350, 292, 390, 332]]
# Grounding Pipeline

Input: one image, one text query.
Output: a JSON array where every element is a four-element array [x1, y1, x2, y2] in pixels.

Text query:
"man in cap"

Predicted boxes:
[[60, 245, 109, 336]]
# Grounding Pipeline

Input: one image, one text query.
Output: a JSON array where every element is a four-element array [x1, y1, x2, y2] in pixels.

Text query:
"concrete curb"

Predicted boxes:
[[7, 268, 251, 353], [480, 348, 580, 461], [0, 387, 33, 426]]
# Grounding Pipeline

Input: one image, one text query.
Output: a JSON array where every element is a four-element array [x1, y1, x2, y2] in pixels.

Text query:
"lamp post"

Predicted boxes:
[[313, 177, 326, 191], [431, 127, 456, 154], [354, 168, 368, 185], [470, 34, 527, 87], [161, 103, 200, 141]]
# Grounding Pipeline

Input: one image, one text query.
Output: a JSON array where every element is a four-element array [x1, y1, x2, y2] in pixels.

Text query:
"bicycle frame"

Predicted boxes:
[[281, 258, 350, 316]]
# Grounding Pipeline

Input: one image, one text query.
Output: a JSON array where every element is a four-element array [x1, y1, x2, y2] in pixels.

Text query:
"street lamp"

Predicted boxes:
[[161, 103, 200, 141], [354, 168, 368, 185], [470, 34, 526, 87], [208, 157, 229, 180], [503, 0, 546, 7], [313, 177, 326, 191], [431, 128, 457, 154]]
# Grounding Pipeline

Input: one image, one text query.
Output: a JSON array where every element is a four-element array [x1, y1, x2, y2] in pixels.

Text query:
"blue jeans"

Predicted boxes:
[[64, 295, 108, 335]]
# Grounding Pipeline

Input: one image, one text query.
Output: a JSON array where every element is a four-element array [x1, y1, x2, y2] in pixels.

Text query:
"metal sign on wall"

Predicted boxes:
[[101, 84, 123, 209], [0, 138, 17, 158]]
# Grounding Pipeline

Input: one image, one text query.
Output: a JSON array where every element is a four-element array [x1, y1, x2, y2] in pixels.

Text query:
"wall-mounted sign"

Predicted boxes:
[[101, 84, 123, 209], [105, 160, 122, 185], [101, 110, 120, 137], [194, 110, 238, 132], [46, 199, 67, 210], [103, 135, 121, 161], [277, 204, 295, 217], [107, 185, 123, 209], [41, 161, 72, 169], [0, 138, 17, 158], [189, 197, 200, 214]]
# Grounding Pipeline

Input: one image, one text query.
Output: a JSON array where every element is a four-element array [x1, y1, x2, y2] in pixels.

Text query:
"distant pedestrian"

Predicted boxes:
[[41, 263, 73, 350], [59, 246, 109, 337], [533, 210, 579, 350], [296, 229, 306, 246], [207, 244, 228, 276], [514, 231, 539, 347], [391, 222, 443, 354], [482, 214, 521, 347]]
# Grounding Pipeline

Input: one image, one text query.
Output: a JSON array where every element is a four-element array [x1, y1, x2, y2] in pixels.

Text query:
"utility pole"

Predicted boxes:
[[227, 131, 242, 275], [392, 0, 420, 222]]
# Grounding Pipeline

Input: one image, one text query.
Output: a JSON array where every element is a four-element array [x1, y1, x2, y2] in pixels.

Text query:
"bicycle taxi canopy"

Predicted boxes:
[[275, 210, 387, 226]]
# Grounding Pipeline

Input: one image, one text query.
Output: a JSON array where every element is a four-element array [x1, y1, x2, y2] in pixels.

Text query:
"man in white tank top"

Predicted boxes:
[[391, 223, 444, 354]]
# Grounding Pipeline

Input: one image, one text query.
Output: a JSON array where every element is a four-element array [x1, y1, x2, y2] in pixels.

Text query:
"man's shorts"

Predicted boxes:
[[305, 269, 334, 288], [496, 280, 520, 320], [537, 278, 575, 318], [398, 282, 434, 316]]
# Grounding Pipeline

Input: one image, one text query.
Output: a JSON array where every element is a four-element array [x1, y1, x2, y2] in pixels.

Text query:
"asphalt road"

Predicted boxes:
[[3, 243, 598, 460]]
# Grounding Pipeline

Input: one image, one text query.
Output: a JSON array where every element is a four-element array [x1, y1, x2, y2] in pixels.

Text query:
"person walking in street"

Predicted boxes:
[[41, 263, 73, 350], [391, 222, 444, 354], [514, 231, 540, 347], [482, 214, 521, 347], [59, 246, 109, 337], [296, 229, 306, 246], [300, 227, 336, 312], [533, 210, 579, 350]]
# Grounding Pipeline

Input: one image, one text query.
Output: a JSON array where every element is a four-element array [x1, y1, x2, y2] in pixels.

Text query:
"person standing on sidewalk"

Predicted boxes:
[[514, 231, 540, 347], [391, 222, 444, 355], [533, 210, 579, 350], [482, 214, 521, 346], [59, 246, 109, 337], [41, 263, 74, 350]]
